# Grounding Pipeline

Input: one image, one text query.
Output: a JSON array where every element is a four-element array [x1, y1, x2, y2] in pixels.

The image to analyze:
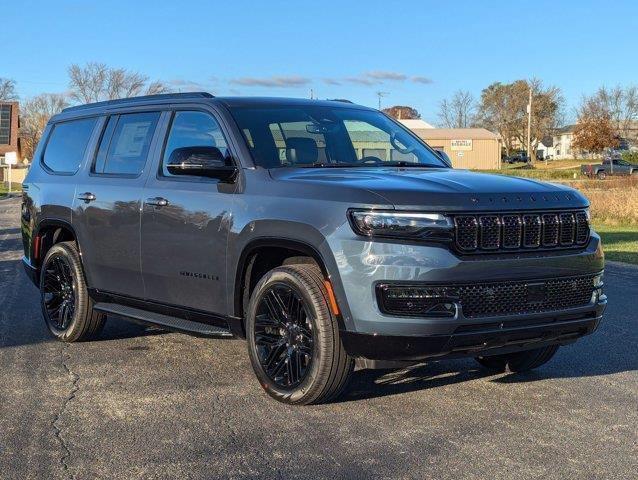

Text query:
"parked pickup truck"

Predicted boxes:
[[581, 158, 638, 179]]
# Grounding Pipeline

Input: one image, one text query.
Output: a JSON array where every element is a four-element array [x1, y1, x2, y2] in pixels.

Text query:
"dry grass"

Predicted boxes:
[[563, 176, 638, 226]]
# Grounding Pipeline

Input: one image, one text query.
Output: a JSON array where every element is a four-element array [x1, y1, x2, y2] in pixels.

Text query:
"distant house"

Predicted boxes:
[[397, 119, 435, 130], [409, 128, 502, 170]]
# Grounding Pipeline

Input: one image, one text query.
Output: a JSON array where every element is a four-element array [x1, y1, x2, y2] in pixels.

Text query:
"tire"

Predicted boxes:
[[40, 241, 105, 342], [474, 345, 559, 373], [596, 170, 606, 180], [246, 264, 354, 405]]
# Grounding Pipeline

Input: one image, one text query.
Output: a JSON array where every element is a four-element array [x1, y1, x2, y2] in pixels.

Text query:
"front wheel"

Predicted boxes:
[[246, 264, 354, 405], [596, 170, 607, 180], [475, 345, 559, 373]]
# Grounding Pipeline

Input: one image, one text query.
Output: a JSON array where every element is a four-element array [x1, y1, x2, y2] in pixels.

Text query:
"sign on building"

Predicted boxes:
[[3, 151, 17, 165], [451, 139, 472, 151]]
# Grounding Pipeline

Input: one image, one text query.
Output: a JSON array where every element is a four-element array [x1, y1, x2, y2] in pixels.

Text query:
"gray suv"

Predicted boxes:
[[21, 93, 606, 404]]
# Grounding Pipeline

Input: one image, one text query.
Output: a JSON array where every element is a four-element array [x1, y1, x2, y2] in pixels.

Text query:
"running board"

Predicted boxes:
[[93, 302, 233, 337]]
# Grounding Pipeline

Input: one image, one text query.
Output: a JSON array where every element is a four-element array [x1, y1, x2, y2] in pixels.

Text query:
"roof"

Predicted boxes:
[[215, 96, 372, 109], [409, 128, 500, 140], [398, 119, 434, 129], [556, 124, 577, 134], [55, 93, 374, 121]]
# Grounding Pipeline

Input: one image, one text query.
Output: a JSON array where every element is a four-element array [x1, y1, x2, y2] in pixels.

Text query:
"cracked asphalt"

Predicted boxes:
[[0, 196, 636, 480]]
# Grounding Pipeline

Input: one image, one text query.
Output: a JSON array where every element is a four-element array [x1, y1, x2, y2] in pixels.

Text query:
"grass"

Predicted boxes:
[[0, 182, 22, 197], [594, 224, 638, 265]]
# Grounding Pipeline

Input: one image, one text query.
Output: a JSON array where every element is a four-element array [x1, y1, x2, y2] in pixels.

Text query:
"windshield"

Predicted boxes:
[[228, 105, 448, 169]]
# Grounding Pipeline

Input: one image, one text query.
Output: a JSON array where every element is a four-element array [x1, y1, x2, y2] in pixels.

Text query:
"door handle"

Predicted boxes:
[[146, 197, 169, 207], [77, 192, 96, 203]]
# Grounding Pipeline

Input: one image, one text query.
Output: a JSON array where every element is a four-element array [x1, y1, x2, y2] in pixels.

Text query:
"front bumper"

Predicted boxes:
[[323, 224, 606, 360], [341, 299, 606, 361]]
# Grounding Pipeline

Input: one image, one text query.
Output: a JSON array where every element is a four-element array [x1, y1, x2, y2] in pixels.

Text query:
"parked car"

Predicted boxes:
[[581, 158, 638, 179], [503, 151, 529, 164], [21, 93, 606, 405]]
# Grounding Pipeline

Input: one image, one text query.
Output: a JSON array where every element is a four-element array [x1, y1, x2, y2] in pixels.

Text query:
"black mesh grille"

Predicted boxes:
[[455, 216, 479, 251], [453, 210, 589, 253], [502, 215, 522, 248], [479, 216, 500, 249], [458, 275, 596, 318], [575, 211, 590, 244], [542, 214, 560, 246], [560, 213, 575, 245]]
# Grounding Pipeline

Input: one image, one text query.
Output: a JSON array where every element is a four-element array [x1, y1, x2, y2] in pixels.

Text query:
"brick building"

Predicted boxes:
[[0, 101, 20, 163]]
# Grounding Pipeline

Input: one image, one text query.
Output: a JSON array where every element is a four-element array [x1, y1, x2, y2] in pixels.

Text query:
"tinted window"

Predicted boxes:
[[162, 111, 228, 176], [43, 118, 98, 174], [94, 112, 160, 175]]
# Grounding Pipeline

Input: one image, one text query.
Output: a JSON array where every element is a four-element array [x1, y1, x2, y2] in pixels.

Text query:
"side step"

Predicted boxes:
[[93, 302, 233, 338]]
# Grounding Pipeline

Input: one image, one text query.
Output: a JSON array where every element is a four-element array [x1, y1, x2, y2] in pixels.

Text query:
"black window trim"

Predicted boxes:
[[89, 110, 162, 179], [156, 107, 237, 183], [40, 116, 100, 176]]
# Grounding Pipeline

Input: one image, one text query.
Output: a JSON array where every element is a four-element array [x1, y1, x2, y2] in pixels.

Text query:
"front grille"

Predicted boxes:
[[454, 210, 589, 253], [458, 275, 596, 318]]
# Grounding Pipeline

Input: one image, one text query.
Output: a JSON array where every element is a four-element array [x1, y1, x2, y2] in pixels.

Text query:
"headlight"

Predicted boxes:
[[348, 210, 453, 240]]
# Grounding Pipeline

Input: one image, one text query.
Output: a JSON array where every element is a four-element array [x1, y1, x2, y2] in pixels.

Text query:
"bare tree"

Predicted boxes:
[[0, 78, 18, 101], [438, 90, 476, 128], [20, 93, 69, 161], [588, 85, 638, 144], [476, 79, 563, 159], [382, 105, 421, 120], [68, 62, 170, 103]]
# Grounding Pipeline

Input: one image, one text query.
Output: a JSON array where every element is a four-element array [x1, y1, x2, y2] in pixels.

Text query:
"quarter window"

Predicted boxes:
[[94, 112, 160, 175], [43, 118, 98, 174], [162, 111, 228, 177]]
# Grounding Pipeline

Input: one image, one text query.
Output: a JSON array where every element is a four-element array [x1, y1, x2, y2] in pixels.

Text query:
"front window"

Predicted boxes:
[[229, 105, 447, 169]]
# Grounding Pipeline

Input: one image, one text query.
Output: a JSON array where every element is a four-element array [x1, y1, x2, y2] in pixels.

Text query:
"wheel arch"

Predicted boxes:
[[233, 237, 346, 336]]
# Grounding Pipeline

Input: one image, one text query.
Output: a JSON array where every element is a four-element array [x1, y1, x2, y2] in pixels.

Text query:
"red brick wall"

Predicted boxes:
[[0, 102, 20, 159]]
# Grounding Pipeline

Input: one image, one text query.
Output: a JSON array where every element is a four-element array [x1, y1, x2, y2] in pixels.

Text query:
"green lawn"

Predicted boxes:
[[594, 224, 638, 265], [0, 183, 22, 197]]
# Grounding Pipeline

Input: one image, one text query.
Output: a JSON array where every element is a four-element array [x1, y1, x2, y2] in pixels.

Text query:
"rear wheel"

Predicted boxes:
[[40, 241, 105, 342], [475, 345, 559, 373], [246, 264, 354, 405], [596, 170, 607, 180]]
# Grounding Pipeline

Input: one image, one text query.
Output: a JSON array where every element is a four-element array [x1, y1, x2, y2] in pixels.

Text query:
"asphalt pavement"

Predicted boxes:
[[0, 196, 636, 480]]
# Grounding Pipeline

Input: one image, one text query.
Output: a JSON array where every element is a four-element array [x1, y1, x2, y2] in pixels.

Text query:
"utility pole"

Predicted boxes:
[[376, 91, 389, 110], [526, 86, 532, 164]]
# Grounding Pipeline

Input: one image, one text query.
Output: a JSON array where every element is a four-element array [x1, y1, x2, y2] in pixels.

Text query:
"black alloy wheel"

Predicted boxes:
[[42, 254, 76, 332], [39, 241, 105, 342], [254, 283, 315, 388]]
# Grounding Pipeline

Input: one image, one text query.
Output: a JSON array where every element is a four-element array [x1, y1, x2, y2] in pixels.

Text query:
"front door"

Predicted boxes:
[[141, 110, 237, 314], [73, 111, 163, 298]]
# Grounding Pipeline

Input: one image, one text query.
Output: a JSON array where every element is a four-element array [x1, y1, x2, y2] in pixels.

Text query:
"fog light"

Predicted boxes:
[[377, 285, 458, 318]]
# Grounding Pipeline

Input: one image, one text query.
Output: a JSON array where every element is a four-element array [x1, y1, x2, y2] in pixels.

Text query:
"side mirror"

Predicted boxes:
[[167, 146, 238, 181], [434, 149, 452, 167]]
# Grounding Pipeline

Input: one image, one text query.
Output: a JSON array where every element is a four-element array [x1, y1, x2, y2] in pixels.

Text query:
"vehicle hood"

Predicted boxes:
[[270, 167, 589, 211]]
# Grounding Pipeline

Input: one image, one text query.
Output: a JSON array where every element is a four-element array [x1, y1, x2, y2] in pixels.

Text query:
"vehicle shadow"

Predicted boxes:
[[339, 304, 637, 403], [0, 227, 21, 237]]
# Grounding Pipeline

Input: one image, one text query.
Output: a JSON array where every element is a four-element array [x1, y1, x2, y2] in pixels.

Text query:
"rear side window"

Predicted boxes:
[[94, 112, 160, 176], [42, 118, 98, 174]]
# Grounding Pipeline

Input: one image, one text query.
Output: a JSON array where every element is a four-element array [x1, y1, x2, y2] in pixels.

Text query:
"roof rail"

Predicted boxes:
[[61, 92, 214, 113], [328, 98, 353, 103]]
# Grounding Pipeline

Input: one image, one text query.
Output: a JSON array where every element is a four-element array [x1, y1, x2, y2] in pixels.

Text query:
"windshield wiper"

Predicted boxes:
[[299, 162, 368, 168], [382, 161, 440, 168]]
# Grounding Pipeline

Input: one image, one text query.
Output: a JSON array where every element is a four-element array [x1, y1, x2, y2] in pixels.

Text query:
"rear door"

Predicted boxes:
[[73, 110, 164, 298], [141, 108, 237, 314]]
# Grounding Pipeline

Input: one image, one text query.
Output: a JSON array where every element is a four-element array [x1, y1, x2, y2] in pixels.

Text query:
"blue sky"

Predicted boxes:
[[5, 0, 638, 124]]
